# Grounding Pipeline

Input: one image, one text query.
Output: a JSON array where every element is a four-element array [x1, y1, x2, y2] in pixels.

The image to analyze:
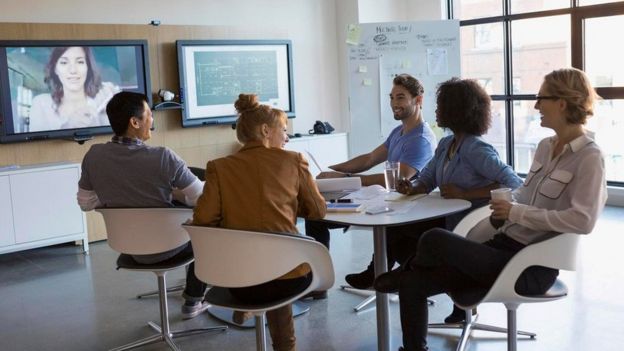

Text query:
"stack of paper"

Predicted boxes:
[[326, 202, 363, 212]]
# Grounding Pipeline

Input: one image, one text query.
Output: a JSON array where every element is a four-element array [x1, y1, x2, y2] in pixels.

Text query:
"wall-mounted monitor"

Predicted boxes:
[[176, 39, 295, 127], [0, 40, 151, 143]]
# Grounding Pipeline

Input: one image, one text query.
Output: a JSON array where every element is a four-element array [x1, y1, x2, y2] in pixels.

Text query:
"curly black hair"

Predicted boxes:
[[435, 78, 491, 136]]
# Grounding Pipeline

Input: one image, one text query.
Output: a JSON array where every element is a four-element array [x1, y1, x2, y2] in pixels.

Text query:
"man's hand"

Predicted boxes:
[[439, 184, 466, 199], [316, 171, 348, 179], [490, 199, 513, 220]]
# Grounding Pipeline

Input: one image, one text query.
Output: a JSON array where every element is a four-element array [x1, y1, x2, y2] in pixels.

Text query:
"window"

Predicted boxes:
[[449, 0, 624, 184]]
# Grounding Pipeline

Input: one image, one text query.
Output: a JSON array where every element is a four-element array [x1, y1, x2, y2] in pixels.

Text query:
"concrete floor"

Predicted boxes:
[[1, 206, 624, 351]]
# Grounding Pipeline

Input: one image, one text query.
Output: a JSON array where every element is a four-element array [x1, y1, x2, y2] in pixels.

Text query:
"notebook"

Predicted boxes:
[[326, 202, 364, 212], [316, 177, 362, 201]]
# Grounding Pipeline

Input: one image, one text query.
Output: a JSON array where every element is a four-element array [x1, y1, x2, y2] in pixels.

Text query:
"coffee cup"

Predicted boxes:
[[490, 187, 512, 201]]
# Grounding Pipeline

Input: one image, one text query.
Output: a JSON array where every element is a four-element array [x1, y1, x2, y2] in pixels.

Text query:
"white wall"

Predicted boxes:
[[358, 0, 445, 23], [0, 0, 342, 134]]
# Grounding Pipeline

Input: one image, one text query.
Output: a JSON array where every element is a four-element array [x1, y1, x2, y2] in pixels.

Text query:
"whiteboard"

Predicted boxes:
[[346, 20, 460, 158]]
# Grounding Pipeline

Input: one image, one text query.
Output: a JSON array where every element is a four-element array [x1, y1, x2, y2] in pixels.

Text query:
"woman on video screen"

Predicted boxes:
[[29, 46, 120, 132]]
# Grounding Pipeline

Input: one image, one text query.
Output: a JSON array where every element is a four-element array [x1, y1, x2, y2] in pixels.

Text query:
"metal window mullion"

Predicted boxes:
[[503, 0, 515, 168]]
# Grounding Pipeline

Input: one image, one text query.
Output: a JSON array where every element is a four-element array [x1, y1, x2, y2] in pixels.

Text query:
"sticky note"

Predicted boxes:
[[346, 24, 362, 45], [363, 78, 372, 86], [358, 65, 368, 73]]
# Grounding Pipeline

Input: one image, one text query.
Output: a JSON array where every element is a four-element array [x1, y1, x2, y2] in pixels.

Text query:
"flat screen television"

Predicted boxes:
[[0, 40, 151, 143], [176, 39, 295, 127]]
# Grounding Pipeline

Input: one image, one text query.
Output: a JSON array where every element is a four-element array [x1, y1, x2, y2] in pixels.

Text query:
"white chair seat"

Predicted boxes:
[[183, 225, 335, 351]]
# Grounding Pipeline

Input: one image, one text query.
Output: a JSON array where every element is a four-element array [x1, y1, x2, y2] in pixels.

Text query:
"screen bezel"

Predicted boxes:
[[0, 39, 151, 143], [176, 39, 295, 127]]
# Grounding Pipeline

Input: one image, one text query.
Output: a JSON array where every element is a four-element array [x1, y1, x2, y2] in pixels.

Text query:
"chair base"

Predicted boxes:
[[110, 321, 227, 351], [339, 285, 433, 312], [428, 312, 536, 351], [136, 282, 185, 299], [206, 301, 311, 328]]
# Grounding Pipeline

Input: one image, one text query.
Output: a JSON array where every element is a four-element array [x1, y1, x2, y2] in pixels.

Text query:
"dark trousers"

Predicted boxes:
[[137, 242, 208, 303], [229, 273, 313, 304], [398, 228, 559, 350], [304, 219, 347, 249], [305, 218, 444, 269], [230, 274, 312, 351]]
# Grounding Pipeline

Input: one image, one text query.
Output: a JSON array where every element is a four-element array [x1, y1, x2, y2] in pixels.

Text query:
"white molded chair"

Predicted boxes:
[[183, 225, 335, 351], [97, 208, 227, 351], [428, 206, 579, 351]]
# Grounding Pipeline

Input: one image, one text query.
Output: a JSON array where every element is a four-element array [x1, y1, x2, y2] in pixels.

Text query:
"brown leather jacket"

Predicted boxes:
[[193, 141, 327, 279]]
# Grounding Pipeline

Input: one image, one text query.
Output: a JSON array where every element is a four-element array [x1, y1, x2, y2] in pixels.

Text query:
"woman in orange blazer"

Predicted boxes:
[[193, 94, 327, 351]]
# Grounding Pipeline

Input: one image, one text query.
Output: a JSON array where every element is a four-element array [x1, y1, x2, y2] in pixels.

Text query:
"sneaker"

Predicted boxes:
[[345, 266, 375, 290], [444, 305, 477, 324], [232, 310, 253, 324], [181, 301, 210, 320]]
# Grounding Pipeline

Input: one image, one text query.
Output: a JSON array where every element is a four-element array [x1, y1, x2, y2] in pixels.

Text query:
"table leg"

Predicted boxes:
[[373, 225, 390, 351]]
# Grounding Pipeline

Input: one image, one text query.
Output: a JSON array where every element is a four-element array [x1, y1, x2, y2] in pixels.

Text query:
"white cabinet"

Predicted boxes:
[[0, 176, 14, 247], [0, 163, 88, 254], [286, 133, 349, 177]]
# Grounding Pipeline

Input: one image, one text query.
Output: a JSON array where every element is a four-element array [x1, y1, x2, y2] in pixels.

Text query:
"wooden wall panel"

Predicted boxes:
[[0, 22, 289, 241]]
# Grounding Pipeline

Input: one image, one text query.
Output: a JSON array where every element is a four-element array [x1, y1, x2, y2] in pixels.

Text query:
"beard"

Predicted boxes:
[[394, 107, 415, 121]]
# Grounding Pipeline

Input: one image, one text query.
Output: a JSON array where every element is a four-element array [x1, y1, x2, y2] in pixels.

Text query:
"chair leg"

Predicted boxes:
[[136, 281, 185, 299], [112, 272, 226, 351], [354, 294, 377, 312], [428, 308, 535, 351], [507, 307, 517, 351], [340, 285, 404, 311], [255, 314, 268, 351]]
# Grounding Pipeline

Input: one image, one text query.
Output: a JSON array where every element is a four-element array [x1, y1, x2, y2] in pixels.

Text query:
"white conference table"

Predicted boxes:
[[322, 192, 471, 351]]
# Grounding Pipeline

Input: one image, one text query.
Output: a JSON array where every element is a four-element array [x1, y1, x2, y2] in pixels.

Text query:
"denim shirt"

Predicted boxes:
[[418, 134, 523, 229], [419, 134, 522, 192]]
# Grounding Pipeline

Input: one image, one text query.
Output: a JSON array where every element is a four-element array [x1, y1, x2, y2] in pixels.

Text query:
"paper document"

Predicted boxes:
[[344, 184, 387, 200], [316, 177, 362, 202], [316, 177, 362, 193], [384, 193, 427, 202]]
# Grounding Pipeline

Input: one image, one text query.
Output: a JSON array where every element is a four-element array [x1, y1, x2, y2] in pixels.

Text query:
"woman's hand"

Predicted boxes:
[[396, 178, 414, 195], [316, 171, 348, 179], [490, 199, 513, 220], [439, 184, 465, 199]]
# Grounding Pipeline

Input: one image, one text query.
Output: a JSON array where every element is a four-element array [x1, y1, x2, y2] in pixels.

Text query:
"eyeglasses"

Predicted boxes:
[[535, 95, 559, 101]]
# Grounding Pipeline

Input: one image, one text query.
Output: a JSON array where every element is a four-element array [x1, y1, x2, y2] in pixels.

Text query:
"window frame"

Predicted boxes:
[[448, 0, 624, 186]]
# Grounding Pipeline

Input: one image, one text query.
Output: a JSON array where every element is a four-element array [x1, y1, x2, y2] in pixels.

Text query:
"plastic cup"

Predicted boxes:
[[490, 187, 512, 201], [384, 161, 400, 192]]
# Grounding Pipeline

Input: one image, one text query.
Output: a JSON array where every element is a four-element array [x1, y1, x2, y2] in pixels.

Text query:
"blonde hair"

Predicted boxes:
[[543, 68, 600, 124], [234, 94, 287, 143]]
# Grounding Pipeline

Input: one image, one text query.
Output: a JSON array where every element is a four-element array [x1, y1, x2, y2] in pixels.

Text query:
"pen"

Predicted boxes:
[[329, 198, 352, 203]]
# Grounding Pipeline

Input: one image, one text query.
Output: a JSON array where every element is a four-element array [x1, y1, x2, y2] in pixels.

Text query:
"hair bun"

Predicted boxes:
[[235, 94, 260, 114]]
